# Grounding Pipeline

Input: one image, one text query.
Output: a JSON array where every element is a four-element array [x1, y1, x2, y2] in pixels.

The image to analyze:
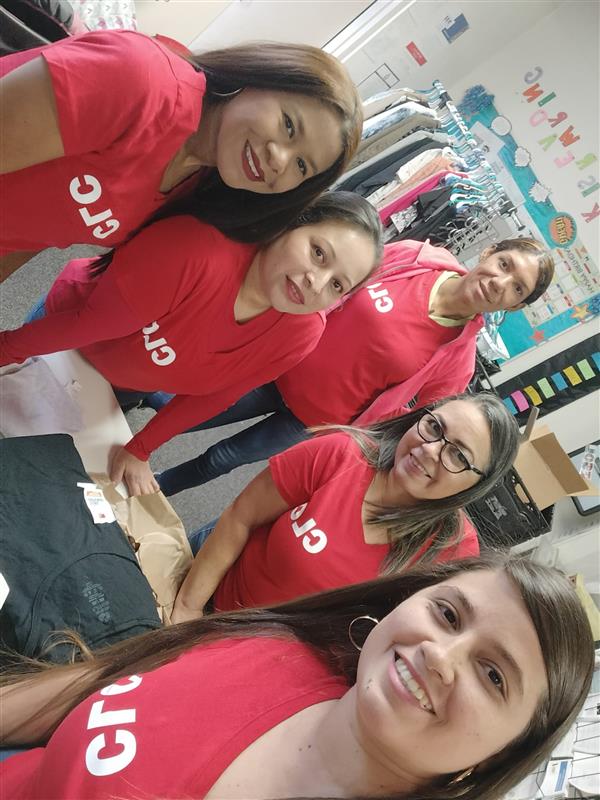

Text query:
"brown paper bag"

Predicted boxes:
[[90, 475, 193, 625]]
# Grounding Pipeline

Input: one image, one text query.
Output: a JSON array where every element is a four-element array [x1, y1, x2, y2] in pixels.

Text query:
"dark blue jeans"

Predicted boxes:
[[24, 295, 47, 323], [149, 383, 309, 497], [188, 519, 217, 555]]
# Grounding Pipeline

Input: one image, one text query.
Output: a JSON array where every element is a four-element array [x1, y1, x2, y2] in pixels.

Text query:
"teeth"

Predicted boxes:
[[411, 455, 429, 477], [245, 143, 260, 178], [395, 658, 433, 711]]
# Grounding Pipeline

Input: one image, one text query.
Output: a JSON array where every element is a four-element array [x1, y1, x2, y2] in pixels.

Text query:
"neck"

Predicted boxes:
[[365, 470, 413, 510], [235, 252, 271, 322], [185, 101, 225, 166], [297, 690, 422, 797], [433, 274, 474, 320]]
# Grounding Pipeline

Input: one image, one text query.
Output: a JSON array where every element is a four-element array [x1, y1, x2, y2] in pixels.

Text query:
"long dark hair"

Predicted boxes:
[[331, 392, 520, 570], [169, 40, 363, 243], [2, 554, 594, 800]]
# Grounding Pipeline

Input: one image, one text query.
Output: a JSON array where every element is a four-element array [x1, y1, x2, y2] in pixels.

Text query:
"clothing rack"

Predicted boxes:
[[425, 79, 526, 253]]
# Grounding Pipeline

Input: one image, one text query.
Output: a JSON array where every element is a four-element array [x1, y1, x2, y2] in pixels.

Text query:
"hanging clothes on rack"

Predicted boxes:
[[336, 80, 525, 255], [369, 150, 467, 208], [360, 100, 438, 144], [335, 131, 450, 195], [362, 86, 430, 119], [354, 118, 440, 167], [379, 170, 468, 224]]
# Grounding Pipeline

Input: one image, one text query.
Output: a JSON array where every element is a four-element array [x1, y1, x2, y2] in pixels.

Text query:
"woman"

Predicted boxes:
[[150, 236, 554, 497], [0, 30, 362, 279], [0, 193, 382, 495], [0, 555, 594, 800], [172, 393, 519, 623]]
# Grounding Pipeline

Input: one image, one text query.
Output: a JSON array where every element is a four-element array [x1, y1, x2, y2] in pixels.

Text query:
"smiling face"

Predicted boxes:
[[386, 399, 491, 504], [214, 89, 343, 194], [460, 247, 541, 314], [258, 220, 377, 315], [352, 569, 548, 783]]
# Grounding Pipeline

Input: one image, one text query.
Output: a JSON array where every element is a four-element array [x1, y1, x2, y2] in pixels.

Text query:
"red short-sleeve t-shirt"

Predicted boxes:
[[0, 30, 206, 254], [214, 432, 480, 610], [215, 433, 389, 610], [0, 637, 347, 799]]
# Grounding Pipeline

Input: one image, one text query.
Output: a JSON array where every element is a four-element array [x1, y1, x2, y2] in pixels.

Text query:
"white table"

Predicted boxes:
[[1, 350, 132, 479]]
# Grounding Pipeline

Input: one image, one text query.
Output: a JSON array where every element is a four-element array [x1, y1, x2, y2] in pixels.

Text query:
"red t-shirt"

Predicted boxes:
[[0, 637, 347, 799], [0, 30, 206, 255], [0, 217, 325, 460], [214, 432, 478, 611], [276, 246, 462, 426]]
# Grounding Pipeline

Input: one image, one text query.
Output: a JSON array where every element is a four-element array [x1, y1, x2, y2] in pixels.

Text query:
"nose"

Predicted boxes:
[[421, 438, 444, 463], [489, 273, 511, 295], [304, 269, 329, 294], [422, 639, 460, 686], [266, 140, 292, 176]]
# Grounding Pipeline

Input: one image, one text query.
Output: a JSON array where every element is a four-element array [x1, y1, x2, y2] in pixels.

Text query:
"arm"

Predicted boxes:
[[0, 268, 146, 367], [112, 391, 248, 495], [0, 56, 64, 174], [172, 468, 290, 622], [0, 217, 202, 367]]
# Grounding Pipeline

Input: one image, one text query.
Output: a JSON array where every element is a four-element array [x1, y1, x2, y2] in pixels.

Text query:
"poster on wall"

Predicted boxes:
[[457, 79, 599, 359], [440, 13, 469, 44]]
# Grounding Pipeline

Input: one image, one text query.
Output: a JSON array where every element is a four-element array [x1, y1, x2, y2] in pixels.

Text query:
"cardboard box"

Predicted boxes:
[[513, 425, 598, 510]]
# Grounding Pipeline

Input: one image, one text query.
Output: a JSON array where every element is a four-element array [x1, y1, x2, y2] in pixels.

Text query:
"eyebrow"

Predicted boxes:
[[295, 113, 318, 176], [445, 585, 525, 698]]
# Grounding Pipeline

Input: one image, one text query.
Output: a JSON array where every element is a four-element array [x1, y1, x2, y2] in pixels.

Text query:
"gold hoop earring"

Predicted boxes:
[[450, 767, 474, 784], [211, 87, 242, 98], [348, 615, 379, 651]]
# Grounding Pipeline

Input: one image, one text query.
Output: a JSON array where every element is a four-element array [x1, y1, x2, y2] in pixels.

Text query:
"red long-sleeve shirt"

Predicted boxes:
[[0, 216, 326, 460]]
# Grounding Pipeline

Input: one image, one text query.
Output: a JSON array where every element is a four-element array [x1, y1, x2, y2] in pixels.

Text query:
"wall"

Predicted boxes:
[[338, 0, 562, 97], [189, 0, 372, 51], [490, 318, 599, 451], [450, 1, 599, 259], [135, 0, 230, 45]]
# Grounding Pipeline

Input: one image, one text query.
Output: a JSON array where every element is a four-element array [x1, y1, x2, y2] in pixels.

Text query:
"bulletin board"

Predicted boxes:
[[457, 87, 600, 360]]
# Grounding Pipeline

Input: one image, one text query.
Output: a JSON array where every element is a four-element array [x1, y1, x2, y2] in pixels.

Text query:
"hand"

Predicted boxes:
[[170, 600, 204, 625], [110, 446, 159, 496]]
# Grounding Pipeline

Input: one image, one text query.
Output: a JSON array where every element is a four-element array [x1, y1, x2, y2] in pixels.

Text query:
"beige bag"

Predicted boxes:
[[91, 475, 193, 624]]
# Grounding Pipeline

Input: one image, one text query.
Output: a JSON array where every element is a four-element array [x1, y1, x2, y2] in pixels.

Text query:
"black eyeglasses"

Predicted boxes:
[[416, 411, 485, 477]]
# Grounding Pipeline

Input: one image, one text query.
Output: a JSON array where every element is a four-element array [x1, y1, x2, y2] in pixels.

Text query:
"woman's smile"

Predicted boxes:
[[242, 141, 264, 182], [403, 451, 431, 479], [286, 277, 305, 305], [389, 653, 434, 713]]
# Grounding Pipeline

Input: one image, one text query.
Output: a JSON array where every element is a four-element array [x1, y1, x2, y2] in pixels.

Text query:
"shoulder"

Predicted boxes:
[[188, 636, 338, 683], [133, 216, 247, 254], [291, 431, 366, 468], [42, 31, 187, 95], [447, 513, 480, 559]]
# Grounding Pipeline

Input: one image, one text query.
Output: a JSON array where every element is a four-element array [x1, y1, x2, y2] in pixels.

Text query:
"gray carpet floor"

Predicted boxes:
[[0, 248, 265, 534]]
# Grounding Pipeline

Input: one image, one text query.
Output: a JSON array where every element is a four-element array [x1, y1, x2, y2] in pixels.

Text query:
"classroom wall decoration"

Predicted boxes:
[[495, 332, 600, 425], [457, 81, 599, 359]]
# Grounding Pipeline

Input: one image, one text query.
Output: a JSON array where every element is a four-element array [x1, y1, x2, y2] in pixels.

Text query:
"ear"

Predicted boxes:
[[507, 302, 527, 312]]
